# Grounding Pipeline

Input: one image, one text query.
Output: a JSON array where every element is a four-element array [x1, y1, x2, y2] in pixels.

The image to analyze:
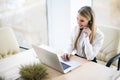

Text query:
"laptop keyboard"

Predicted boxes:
[[61, 62, 71, 70]]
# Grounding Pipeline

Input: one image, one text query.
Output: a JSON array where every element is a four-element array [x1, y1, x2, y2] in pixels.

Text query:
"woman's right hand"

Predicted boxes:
[[61, 53, 71, 61]]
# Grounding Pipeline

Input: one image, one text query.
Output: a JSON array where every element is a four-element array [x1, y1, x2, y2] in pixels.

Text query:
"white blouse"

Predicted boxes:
[[64, 26, 104, 60]]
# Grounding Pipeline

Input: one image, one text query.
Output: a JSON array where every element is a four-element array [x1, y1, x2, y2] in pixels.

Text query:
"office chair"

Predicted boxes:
[[96, 25, 120, 70], [0, 27, 29, 59], [106, 53, 120, 71]]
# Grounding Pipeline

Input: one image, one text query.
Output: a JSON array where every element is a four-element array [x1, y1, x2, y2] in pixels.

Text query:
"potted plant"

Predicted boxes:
[[0, 76, 4, 80], [19, 63, 48, 80]]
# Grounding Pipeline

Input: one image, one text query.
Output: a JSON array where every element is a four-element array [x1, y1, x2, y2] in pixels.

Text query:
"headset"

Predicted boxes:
[[88, 20, 92, 26], [86, 7, 93, 28], [88, 22, 92, 30]]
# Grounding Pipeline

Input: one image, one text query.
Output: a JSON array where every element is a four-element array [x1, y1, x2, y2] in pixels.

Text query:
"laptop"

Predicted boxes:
[[32, 44, 81, 73]]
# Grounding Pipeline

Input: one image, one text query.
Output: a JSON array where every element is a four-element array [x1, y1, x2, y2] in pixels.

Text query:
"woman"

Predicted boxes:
[[61, 6, 104, 62]]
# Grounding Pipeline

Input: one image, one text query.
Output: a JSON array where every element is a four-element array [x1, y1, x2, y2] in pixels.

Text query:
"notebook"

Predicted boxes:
[[32, 44, 81, 73]]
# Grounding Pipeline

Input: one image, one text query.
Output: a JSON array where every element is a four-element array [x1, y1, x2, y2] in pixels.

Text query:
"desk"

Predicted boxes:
[[46, 56, 119, 80], [0, 49, 119, 80]]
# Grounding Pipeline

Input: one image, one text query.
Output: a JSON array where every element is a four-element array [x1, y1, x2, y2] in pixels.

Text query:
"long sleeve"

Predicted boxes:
[[83, 28, 104, 60]]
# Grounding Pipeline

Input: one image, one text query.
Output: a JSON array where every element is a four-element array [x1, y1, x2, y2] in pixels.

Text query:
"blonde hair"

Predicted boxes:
[[73, 6, 95, 50]]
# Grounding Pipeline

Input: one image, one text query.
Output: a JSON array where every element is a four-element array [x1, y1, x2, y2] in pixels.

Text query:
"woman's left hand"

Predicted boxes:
[[83, 27, 91, 37]]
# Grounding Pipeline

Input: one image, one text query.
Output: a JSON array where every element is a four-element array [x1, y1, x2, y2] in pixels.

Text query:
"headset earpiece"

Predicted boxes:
[[88, 20, 92, 30], [88, 20, 92, 26]]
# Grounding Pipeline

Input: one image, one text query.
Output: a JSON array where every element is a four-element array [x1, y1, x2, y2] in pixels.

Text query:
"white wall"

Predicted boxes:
[[47, 0, 92, 50], [47, 0, 70, 50]]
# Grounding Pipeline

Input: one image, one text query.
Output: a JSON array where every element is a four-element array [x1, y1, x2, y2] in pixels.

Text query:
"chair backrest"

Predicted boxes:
[[97, 25, 120, 66], [0, 27, 19, 59]]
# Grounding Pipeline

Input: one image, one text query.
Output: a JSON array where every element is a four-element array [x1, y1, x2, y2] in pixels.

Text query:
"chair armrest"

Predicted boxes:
[[106, 53, 120, 70], [19, 46, 29, 50]]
